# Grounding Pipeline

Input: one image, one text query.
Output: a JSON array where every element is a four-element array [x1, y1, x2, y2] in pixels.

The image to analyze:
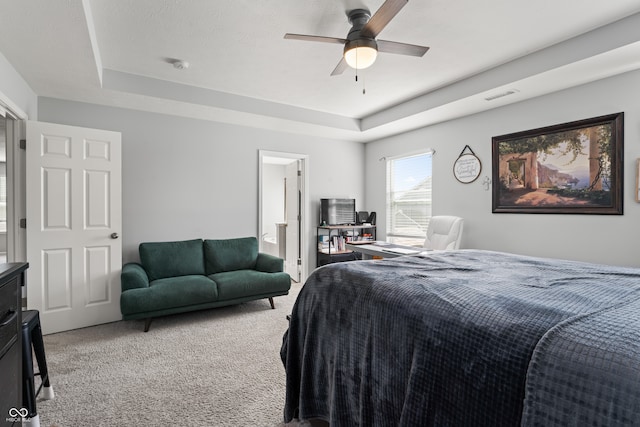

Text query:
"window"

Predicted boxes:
[[386, 152, 432, 246]]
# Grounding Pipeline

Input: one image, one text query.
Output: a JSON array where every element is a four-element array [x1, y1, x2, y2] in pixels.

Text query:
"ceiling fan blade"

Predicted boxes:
[[284, 33, 347, 45], [377, 39, 429, 57], [330, 57, 349, 76], [361, 0, 408, 39]]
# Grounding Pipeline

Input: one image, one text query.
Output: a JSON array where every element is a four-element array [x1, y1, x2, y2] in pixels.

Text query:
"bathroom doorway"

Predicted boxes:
[[258, 151, 308, 283]]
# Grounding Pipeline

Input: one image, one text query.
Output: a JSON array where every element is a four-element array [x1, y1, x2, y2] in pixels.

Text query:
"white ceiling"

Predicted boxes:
[[1, 0, 640, 142]]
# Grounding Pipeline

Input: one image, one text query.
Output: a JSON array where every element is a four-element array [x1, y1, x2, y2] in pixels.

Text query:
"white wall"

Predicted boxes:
[[366, 69, 640, 267], [37, 97, 365, 277], [31, 70, 640, 270], [0, 51, 37, 118], [0, 56, 36, 265]]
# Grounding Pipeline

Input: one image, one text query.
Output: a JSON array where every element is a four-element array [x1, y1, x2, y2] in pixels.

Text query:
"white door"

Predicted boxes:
[[285, 160, 300, 282], [26, 121, 122, 334]]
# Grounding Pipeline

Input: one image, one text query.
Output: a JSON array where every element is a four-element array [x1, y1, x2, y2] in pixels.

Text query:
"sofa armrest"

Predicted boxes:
[[255, 253, 284, 273], [121, 262, 150, 292]]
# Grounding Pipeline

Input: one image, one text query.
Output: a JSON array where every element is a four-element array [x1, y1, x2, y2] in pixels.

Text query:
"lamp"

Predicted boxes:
[[343, 39, 378, 70]]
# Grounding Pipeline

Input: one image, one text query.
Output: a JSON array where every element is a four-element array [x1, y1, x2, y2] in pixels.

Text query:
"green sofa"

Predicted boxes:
[[120, 237, 291, 331]]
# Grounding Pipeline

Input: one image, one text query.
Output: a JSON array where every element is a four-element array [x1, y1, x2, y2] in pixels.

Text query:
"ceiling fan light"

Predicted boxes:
[[344, 39, 378, 69]]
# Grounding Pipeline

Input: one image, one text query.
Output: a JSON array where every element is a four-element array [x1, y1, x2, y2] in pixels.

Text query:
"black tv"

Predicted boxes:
[[320, 198, 356, 225]]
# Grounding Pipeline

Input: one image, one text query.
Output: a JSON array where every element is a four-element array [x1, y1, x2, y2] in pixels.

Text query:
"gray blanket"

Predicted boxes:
[[281, 250, 640, 426]]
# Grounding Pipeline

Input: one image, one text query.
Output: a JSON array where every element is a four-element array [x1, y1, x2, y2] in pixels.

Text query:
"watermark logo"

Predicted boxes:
[[6, 407, 29, 423]]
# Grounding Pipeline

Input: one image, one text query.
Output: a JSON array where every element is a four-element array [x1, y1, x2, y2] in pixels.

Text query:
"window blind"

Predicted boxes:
[[386, 152, 432, 246]]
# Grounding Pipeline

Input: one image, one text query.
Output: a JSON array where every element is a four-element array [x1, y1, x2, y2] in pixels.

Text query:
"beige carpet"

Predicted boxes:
[[35, 282, 303, 427]]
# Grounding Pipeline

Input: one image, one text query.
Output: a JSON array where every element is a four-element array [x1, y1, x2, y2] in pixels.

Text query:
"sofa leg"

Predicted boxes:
[[144, 318, 152, 332], [268, 297, 275, 309]]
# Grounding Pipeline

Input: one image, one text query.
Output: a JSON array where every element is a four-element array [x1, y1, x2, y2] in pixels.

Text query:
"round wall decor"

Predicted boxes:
[[453, 145, 482, 183]]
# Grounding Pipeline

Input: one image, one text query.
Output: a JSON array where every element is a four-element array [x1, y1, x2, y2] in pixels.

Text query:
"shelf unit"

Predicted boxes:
[[0, 263, 29, 425], [316, 224, 376, 267]]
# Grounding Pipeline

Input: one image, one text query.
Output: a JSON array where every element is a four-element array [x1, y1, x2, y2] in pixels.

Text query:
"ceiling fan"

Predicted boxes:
[[284, 0, 429, 76]]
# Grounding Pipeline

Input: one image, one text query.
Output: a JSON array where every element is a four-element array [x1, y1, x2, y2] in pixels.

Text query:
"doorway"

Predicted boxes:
[[259, 151, 308, 283], [0, 115, 7, 263], [0, 105, 24, 264]]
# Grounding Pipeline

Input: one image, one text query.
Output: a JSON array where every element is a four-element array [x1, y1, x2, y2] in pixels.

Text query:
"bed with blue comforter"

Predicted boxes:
[[280, 250, 640, 426]]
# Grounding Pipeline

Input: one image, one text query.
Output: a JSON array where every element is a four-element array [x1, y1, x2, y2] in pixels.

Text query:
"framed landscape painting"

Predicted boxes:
[[492, 112, 623, 214]]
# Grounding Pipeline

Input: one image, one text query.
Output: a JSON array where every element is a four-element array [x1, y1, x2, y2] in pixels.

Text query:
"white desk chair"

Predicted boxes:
[[423, 216, 464, 250]]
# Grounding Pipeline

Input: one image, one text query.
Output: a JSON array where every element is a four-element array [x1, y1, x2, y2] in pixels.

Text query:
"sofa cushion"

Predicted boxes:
[[139, 239, 205, 281], [120, 275, 218, 316], [208, 270, 291, 301], [204, 237, 258, 274]]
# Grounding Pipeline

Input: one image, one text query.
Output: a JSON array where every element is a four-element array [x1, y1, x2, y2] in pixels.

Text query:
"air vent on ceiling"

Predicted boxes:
[[484, 89, 518, 101]]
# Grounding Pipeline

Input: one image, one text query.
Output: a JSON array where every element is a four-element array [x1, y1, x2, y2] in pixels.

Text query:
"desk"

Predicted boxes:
[[345, 242, 428, 259]]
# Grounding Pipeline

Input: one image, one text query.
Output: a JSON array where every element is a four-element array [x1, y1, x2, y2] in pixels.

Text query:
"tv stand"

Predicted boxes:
[[316, 225, 376, 267]]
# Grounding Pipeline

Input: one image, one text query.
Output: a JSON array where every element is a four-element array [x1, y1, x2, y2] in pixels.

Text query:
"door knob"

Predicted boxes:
[[110, 233, 119, 239]]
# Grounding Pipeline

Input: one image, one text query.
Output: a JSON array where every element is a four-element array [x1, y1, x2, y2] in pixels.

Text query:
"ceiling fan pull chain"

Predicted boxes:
[[355, 40, 359, 82], [354, 67, 365, 94]]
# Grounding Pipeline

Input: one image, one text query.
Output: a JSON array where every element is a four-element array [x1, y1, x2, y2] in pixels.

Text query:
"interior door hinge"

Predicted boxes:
[[19, 139, 26, 150], [297, 259, 302, 266], [19, 218, 26, 229]]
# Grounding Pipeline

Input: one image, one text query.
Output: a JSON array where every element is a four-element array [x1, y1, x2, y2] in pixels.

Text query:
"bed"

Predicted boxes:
[[280, 250, 640, 426]]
